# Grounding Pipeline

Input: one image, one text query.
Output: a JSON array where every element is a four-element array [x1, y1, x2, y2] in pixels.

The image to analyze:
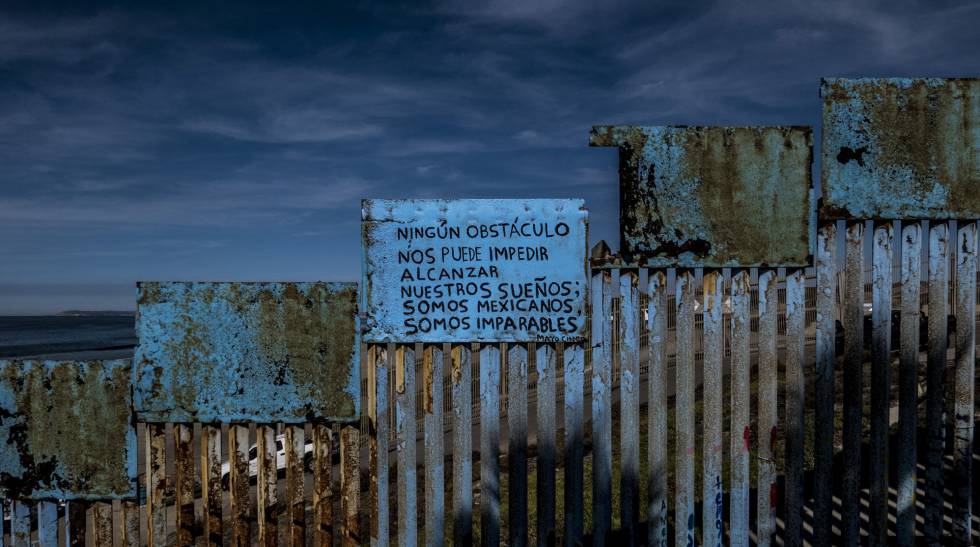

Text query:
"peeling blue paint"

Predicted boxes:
[[821, 77, 980, 219], [135, 282, 359, 423], [0, 359, 136, 500]]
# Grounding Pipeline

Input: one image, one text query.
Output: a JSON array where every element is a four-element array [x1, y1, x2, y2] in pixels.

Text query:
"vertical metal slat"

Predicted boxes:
[[924, 222, 950, 542], [480, 344, 501, 547], [37, 501, 58, 547], [423, 345, 445, 546], [174, 424, 195, 546], [841, 221, 865, 545], [370, 344, 389, 547], [814, 223, 837, 547], [785, 269, 806, 547], [451, 344, 473, 545], [702, 270, 724, 547], [312, 424, 334, 547], [202, 424, 222, 547], [896, 221, 921, 546], [507, 343, 529, 547], [675, 270, 696, 547], [340, 426, 360, 547], [869, 222, 893, 547], [146, 423, 166, 547], [756, 270, 778, 547], [395, 345, 417, 547], [563, 343, 585, 546], [535, 343, 557, 546], [729, 270, 751, 547], [647, 270, 669, 547], [257, 425, 278, 547], [591, 269, 614, 546], [952, 221, 976, 544], [619, 271, 640, 544], [285, 425, 306, 547], [228, 425, 251, 547]]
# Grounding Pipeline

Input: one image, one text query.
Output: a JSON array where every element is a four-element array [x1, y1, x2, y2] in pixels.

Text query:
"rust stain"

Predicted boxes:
[[591, 125, 813, 267]]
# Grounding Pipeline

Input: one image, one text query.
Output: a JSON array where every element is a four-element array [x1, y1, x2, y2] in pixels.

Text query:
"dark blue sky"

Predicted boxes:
[[1, 1, 978, 314]]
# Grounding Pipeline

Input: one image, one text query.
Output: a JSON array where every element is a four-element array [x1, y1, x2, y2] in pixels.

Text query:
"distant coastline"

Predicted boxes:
[[56, 310, 136, 317]]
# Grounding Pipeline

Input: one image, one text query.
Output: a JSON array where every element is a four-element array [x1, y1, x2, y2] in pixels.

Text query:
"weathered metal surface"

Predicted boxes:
[[562, 343, 585, 546], [785, 269, 805, 547], [135, 281, 359, 423], [479, 344, 501, 547], [821, 78, 980, 219], [869, 223, 892, 547], [952, 221, 976, 543], [361, 199, 588, 343], [37, 501, 58, 547], [702, 271, 723, 547], [312, 424, 334, 546], [590, 268, 613, 546], [507, 344, 529, 547], [535, 343, 557, 546], [368, 345, 388, 547], [756, 270, 777, 547], [11, 501, 30, 546], [841, 222, 864, 544], [924, 222, 949, 542], [590, 125, 813, 267], [340, 426, 360, 547], [674, 271, 696, 547], [0, 359, 136, 499], [450, 344, 473, 545], [897, 221, 921, 547], [92, 502, 112, 546], [145, 423, 166, 547], [813, 223, 837, 547], [202, 424, 222, 547], [228, 425, 251, 547], [257, 425, 278, 546], [423, 345, 445, 546], [729, 270, 751, 547], [394, 345, 416, 547], [618, 272, 640, 545], [285, 425, 305, 547], [174, 423, 194, 546], [646, 271, 668, 547]]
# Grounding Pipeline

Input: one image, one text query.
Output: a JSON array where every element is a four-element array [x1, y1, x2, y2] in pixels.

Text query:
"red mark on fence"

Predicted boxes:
[[743, 426, 751, 451]]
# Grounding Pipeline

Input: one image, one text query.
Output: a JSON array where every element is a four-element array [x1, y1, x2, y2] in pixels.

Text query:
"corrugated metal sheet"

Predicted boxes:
[[590, 125, 813, 267], [135, 282, 359, 423], [362, 199, 588, 342], [821, 78, 980, 219], [0, 359, 136, 499]]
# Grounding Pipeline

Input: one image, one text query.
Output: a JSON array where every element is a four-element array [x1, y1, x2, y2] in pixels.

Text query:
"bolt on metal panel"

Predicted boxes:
[[821, 77, 980, 219], [361, 199, 588, 343], [135, 281, 360, 423], [0, 359, 136, 499], [590, 125, 813, 267]]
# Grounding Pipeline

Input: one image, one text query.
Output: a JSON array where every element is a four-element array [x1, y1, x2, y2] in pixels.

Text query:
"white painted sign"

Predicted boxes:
[[362, 199, 588, 342]]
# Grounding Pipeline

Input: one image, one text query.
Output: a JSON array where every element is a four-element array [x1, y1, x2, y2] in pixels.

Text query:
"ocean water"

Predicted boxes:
[[0, 316, 136, 359]]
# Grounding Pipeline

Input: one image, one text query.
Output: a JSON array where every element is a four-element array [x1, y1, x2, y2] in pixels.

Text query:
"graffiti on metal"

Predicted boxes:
[[135, 282, 359, 423], [590, 125, 813, 267], [0, 359, 136, 499], [822, 78, 980, 219], [362, 199, 588, 342]]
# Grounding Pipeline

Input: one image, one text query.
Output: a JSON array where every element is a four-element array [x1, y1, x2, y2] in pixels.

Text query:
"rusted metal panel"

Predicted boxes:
[[821, 78, 980, 219], [590, 125, 813, 267], [0, 359, 136, 500], [361, 199, 588, 343], [135, 281, 360, 423]]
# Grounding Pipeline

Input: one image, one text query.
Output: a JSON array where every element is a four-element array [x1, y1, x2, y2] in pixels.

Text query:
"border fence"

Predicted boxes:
[[1, 77, 979, 546]]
